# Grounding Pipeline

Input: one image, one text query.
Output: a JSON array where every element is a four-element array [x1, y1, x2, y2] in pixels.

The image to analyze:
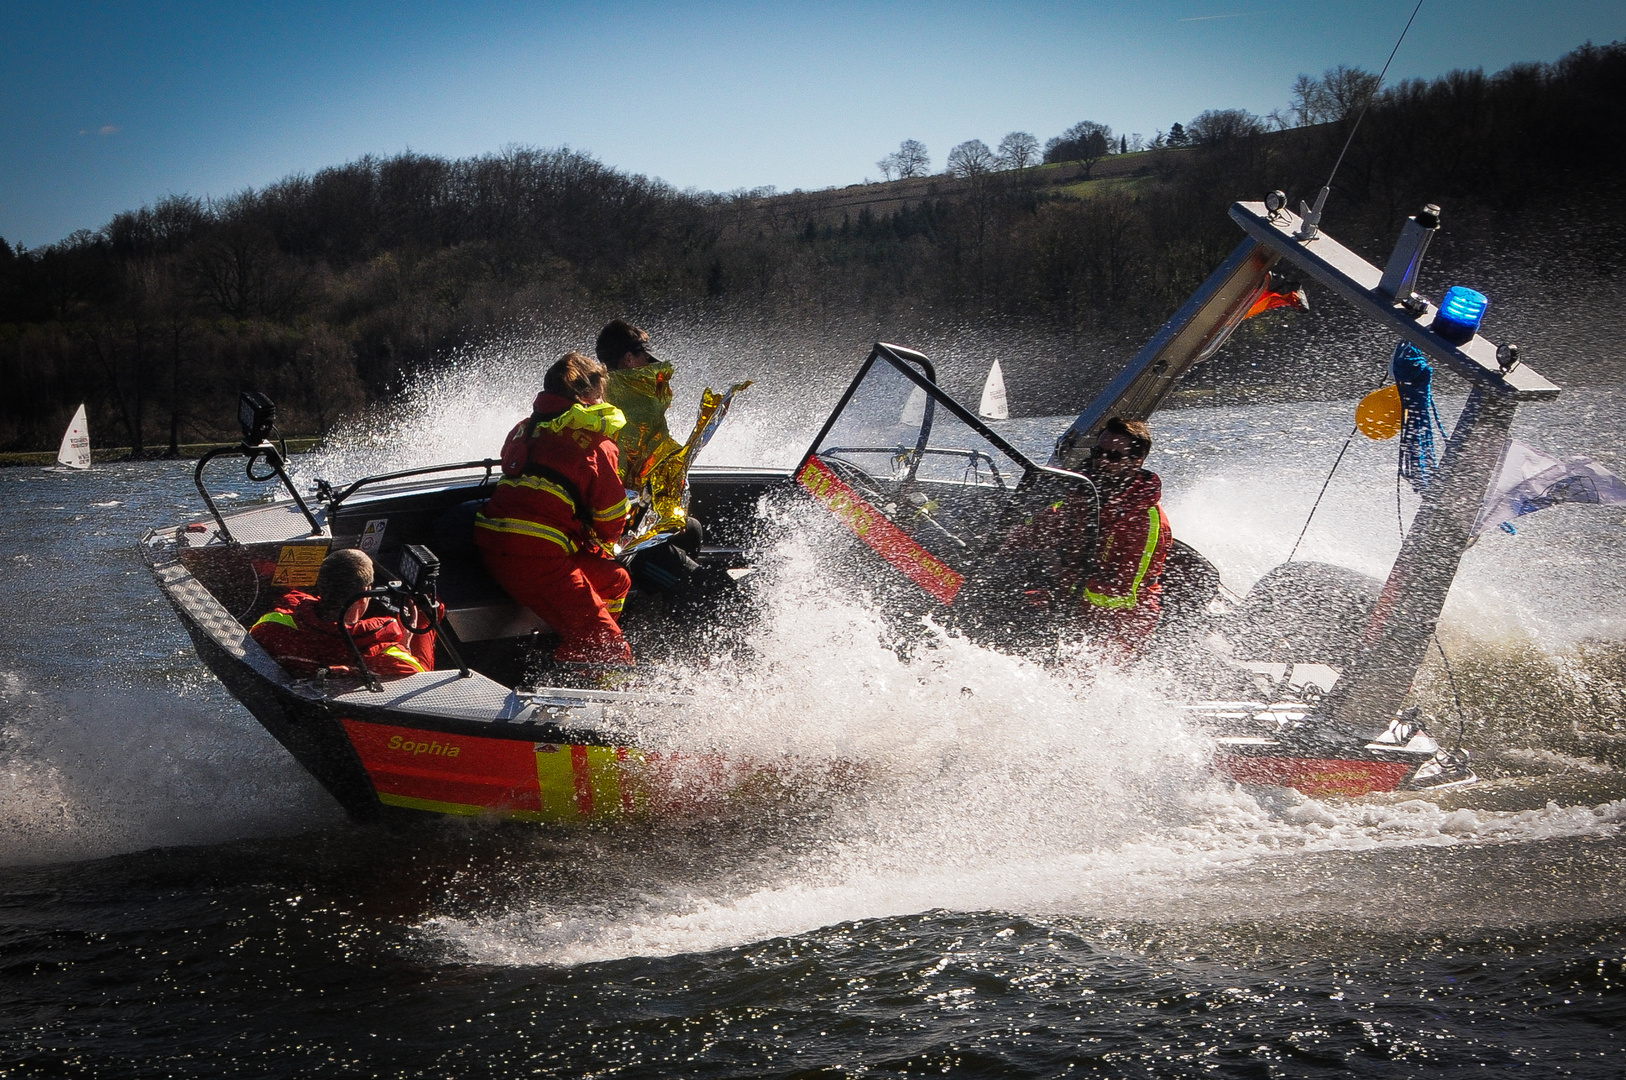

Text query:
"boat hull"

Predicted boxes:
[[162, 555, 787, 824], [1215, 753, 1415, 798], [340, 717, 761, 822]]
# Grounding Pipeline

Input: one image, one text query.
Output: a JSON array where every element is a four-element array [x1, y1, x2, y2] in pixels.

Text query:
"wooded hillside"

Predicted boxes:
[[1, 41, 1620, 452]]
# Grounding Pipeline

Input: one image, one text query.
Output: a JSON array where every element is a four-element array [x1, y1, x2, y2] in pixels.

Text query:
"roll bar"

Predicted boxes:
[[194, 440, 323, 544], [321, 459, 500, 516]]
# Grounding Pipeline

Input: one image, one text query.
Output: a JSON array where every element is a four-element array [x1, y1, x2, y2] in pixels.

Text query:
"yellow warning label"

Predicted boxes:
[[271, 543, 329, 587]]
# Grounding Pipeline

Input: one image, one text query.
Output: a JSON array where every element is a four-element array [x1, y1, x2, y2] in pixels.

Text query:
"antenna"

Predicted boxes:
[[1298, 0, 1426, 240]]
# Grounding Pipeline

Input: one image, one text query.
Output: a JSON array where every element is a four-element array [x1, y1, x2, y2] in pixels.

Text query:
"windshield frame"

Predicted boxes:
[[798, 342, 1059, 490]]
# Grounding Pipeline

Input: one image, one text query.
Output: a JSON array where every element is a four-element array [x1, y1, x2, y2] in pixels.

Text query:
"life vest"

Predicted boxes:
[[475, 392, 630, 558], [1005, 469, 1171, 616], [1084, 470, 1171, 614], [607, 363, 684, 484], [249, 591, 431, 678]]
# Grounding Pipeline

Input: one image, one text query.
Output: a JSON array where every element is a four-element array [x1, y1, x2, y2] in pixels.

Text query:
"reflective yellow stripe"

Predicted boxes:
[[496, 473, 576, 509], [495, 475, 622, 523], [605, 596, 625, 613], [1085, 506, 1161, 610], [382, 645, 427, 672], [474, 514, 577, 553], [253, 611, 298, 631], [594, 497, 629, 522]]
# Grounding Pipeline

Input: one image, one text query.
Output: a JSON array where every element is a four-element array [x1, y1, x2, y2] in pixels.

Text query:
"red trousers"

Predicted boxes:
[[481, 549, 633, 664]]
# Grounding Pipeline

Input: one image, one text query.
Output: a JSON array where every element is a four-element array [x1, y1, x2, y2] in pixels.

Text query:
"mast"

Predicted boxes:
[[1315, 384, 1515, 736], [1052, 238, 1277, 470]]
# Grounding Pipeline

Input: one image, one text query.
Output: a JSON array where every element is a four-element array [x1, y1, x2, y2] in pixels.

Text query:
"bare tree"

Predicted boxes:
[[1187, 109, 1265, 146], [187, 218, 307, 321], [996, 131, 1040, 170], [876, 154, 899, 182], [1291, 65, 1380, 125], [947, 139, 996, 180], [895, 139, 931, 178], [1044, 120, 1114, 178]]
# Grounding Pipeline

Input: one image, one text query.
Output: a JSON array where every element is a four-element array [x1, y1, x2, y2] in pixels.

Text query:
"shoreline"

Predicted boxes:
[[0, 437, 323, 468]]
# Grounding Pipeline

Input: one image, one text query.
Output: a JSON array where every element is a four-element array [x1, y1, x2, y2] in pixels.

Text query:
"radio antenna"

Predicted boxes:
[[1297, 0, 1426, 239]]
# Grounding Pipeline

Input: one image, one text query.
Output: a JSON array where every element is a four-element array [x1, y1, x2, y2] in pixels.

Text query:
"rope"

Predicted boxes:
[[1321, 0, 1426, 193], [1287, 424, 1360, 563], [1288, 351, 1401, 563], [1396, 468, 1406, 540], [1432, 633, 1470, 750], [1394, 341, 1443, 491]]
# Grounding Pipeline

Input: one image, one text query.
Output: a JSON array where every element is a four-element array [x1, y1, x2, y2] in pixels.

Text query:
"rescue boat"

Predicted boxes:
[[142, 193, 1553, 819]]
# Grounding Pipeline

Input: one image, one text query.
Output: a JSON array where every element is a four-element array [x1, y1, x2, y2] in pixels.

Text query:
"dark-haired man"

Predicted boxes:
[[595, 318, 705, 592], [1007, 416, 1172, 661], [596, 319, 682, 487], [250, 549, 437, 678]]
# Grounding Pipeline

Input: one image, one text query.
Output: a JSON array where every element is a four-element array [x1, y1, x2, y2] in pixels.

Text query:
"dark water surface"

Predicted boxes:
[[2, 388, 1624, 1076]]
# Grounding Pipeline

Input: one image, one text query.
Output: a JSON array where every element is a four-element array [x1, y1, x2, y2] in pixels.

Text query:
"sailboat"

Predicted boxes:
[[977, 359, 1009, 420], [56, 404, 91, 470]]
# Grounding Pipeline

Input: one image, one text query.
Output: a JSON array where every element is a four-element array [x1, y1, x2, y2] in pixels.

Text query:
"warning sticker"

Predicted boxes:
[[358, 519, 388, 556], [270, 543, 329, 587]]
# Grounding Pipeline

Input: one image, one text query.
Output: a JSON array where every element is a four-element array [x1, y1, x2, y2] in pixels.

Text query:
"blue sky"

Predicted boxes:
[[1, 0, 1619, 248]]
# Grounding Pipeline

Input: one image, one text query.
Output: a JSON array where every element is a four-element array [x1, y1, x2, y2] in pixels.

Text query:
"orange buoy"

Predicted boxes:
[[1356, 384, 1403, 440]]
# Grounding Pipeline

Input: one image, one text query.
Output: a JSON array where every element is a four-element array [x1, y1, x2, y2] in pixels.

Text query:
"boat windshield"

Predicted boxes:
[[808, 347, 1028, 490]]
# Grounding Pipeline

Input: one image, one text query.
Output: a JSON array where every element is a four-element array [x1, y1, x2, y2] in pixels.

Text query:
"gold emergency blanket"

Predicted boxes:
[[619, 381, 752, 552]]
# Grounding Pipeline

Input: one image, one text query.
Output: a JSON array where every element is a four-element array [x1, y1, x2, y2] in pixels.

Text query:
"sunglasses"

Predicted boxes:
[[1090, 445, 1129, 462]]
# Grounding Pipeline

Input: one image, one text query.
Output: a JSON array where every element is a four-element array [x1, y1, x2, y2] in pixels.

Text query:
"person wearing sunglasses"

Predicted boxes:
[[1079, 416, 1172, 660], [1007, 416, 1171, 662]]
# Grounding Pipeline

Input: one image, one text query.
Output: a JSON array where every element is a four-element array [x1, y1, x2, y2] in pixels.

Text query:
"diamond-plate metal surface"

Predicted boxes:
[[152, 558, 290, 684], [329, 670, 518, 721]]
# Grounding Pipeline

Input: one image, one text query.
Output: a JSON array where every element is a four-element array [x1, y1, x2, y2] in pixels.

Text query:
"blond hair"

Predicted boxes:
[[543, 352, 608, 402], [313, 548, 374, 620]]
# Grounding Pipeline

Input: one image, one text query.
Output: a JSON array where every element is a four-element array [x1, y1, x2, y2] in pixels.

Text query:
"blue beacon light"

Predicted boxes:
[[1431, 286, 1488, 343]]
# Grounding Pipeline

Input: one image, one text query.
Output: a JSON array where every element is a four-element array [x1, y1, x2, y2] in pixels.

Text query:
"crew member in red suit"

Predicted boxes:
[[1008, 416, 1172, 662], [475, 352, 633, 664], [250, 549, 436, 678]]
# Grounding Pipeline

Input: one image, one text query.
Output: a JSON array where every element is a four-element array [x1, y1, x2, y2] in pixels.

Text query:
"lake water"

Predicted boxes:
[[1, 352, 1624, 1076]]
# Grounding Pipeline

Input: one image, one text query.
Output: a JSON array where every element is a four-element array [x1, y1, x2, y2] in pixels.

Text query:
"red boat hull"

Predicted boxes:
[[341, 719, 762, 821], [1216, 754, 1414, 798]]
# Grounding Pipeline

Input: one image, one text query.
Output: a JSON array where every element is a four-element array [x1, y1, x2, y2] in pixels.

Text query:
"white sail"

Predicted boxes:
[[900, 384, 927, 426], [56, 404, 91, 469], [978, 359, 1009, 420]]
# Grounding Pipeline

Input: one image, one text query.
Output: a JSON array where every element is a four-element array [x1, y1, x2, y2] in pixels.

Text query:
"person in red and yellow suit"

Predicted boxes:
[[1008, 416, 1172, 662], [475, 352, 634, 664], [250, 549, 436, 678]]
